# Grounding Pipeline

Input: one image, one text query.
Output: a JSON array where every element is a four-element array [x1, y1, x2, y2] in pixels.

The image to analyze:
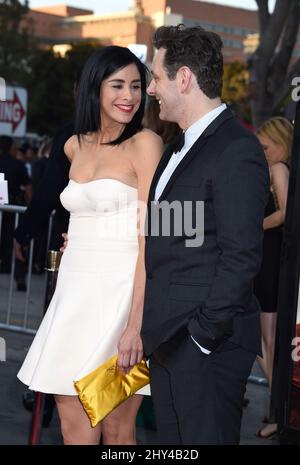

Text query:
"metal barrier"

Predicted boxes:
[[0, 204, 53, 334]]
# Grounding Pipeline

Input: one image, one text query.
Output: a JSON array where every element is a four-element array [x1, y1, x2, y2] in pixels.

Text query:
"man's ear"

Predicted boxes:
[[177, 66, 193, 93]]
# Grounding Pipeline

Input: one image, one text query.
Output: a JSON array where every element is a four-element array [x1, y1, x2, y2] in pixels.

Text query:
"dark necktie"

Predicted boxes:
[[173, 132, 185, 154]]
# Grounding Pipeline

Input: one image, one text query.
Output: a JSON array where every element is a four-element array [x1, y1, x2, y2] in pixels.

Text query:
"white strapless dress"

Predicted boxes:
[[17, 179, 150, 396]]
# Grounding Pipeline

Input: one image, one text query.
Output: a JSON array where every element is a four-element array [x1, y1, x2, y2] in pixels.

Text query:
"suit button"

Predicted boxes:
[[147, 272, 153, 280]]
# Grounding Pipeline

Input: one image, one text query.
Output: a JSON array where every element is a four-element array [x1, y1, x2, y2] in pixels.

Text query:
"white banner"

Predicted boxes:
[[127, 44, 148, 64]]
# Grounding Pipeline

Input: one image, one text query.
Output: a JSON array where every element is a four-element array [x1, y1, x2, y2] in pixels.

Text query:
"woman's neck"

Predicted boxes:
[[96, 122, 125, 144]]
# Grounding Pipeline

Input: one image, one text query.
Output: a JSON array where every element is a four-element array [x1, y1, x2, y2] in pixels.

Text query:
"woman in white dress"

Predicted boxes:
[[17, 46, 163, 445]]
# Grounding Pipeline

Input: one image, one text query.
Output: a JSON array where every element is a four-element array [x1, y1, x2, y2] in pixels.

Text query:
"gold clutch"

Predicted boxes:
[[74, 355, 149, 427]]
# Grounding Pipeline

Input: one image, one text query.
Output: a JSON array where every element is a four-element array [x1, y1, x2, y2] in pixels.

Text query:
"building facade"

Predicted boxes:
[[26, 0, 300, 63]]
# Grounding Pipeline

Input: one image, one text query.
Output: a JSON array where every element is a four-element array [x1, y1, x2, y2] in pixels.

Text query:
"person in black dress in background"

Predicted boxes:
[[14, 123, 73, 254], [254, 116, 293, 438], [0, 136, 32, 290]]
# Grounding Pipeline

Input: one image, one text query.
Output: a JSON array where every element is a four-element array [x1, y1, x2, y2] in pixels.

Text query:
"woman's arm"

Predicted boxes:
[[263, 162, 289, 230], [117, 130, 163, 372]]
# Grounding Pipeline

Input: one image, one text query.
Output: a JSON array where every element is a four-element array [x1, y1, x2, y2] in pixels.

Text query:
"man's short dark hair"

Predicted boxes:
[[153, 24, 223, 99], [0, 135, 13, 155]]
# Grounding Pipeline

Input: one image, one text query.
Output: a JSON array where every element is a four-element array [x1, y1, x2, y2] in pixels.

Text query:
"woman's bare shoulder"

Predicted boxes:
[[128, 129, 163, 174], [134, 128, 163, 146], [271, 161, 289, 173], [271, 162, 290, 182], [131, 129, 163, 158], [64, 135, 79, 161]]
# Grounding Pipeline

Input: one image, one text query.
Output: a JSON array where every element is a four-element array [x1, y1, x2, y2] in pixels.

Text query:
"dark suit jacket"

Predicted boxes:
[[141, 109, 269, 356], [14, 122, 73, 250]]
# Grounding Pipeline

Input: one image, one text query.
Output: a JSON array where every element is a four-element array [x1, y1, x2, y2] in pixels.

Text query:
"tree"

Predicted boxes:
[[0, 1, 103, 134], [0, 0, 34, 85], [26, 50, 71, 134], [222, 61, 251, 123], [248, 0, 300, 127], [64, 41, 103, 83], [27, 42, 103, 135]]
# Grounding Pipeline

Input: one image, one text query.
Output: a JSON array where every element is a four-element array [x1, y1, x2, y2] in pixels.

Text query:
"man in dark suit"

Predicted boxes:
[[140, 25, 269, 444]]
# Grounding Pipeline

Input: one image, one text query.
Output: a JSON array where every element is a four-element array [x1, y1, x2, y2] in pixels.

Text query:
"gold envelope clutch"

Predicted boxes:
[[74, 355, 149, 427]]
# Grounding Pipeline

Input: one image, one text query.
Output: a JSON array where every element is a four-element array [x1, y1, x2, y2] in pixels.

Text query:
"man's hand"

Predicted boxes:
[[60, 233, 68, 252], [117, 327, 143, 375], [14, 239, 27, 262]]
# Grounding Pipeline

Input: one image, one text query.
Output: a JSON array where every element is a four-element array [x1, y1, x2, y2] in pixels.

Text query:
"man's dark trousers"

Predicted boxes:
[[149, 328, 255, 445]]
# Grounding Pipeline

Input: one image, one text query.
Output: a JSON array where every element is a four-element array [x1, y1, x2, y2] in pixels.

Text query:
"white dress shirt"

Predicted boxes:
[[155, 103, 227, 354], [155, 103, 227, 200]]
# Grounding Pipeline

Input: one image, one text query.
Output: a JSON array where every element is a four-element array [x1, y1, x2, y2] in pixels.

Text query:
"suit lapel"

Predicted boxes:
[[153, 108, 234, 202], [158, 136, 208, 201], [148, 142, 176, 203]]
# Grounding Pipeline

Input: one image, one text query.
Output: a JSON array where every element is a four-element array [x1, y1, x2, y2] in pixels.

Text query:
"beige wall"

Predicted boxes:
[[32, 5, 93, 16], [165, 0, 259, 62], [136, 21, 154, 61], [141, 0, 166, 15], [166, 0, 258, 28], [26, 10, 62, 40]]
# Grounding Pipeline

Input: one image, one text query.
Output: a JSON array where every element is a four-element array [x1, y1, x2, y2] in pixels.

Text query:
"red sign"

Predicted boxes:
[[0, 90, 26, 133]]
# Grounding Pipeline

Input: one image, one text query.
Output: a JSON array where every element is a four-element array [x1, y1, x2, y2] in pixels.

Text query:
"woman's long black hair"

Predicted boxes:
[[75, 45, 148, 145]]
